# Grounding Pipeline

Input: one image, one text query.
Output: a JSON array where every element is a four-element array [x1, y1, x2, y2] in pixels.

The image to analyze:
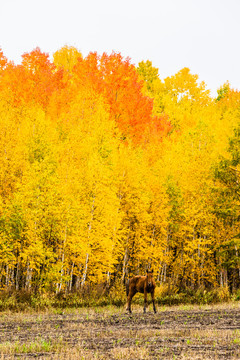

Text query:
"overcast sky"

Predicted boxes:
[[1, 0, 240, 96]]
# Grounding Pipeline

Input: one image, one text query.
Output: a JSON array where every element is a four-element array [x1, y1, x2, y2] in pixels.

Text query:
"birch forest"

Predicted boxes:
[[0, 45, 240, 295]]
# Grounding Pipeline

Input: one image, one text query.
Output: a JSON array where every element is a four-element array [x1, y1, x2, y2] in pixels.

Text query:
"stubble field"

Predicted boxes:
[[1, 303, 240, 359]]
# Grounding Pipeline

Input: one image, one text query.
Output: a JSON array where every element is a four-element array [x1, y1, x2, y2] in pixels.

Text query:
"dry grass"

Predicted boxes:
[[1, 303, 240, 359]]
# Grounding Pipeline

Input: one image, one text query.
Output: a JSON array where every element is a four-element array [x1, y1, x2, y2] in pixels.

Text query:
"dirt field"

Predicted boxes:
[[1, 303, 240, 359]]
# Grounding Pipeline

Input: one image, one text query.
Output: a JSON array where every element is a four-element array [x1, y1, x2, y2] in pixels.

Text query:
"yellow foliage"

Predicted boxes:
[[53, 45, 82, 72], [0, 49, 239, 294]]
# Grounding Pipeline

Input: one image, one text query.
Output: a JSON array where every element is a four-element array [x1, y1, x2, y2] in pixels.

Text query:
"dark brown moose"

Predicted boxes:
[[126, 269, 157, 314]]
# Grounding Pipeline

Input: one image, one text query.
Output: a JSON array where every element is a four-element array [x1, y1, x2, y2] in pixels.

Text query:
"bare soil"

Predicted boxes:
[[1, 303, 240, 359]]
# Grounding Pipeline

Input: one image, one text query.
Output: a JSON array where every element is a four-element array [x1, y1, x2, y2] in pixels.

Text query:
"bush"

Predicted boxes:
[[194, 286, 230, 304], [154, 285, 231, 306], [231, 288, 240, 301], [0, 283, 233, 312]]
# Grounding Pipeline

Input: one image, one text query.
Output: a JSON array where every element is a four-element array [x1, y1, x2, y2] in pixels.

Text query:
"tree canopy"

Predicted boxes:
[[0, 47, 240, 293]]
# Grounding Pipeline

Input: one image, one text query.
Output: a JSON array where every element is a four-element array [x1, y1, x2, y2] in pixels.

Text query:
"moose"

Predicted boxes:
[[126, 269, 157, 314]]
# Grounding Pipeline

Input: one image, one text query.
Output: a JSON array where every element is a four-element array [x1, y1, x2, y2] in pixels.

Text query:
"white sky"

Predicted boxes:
[[1, 0, 240, 96]]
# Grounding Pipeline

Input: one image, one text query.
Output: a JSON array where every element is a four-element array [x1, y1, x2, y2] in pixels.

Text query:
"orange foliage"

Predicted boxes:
[[0, 48, 8, 70], [0, 47, 171, 143], [72, 51, 171, 143], [0, 48, 65, 110], [21, 47, 65, 109]]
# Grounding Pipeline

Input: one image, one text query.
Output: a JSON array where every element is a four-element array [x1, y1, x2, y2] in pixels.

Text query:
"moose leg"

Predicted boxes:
[[151, 290, 157, 313], [126, 291, 134, 313], [143, 290, 148, 313]]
